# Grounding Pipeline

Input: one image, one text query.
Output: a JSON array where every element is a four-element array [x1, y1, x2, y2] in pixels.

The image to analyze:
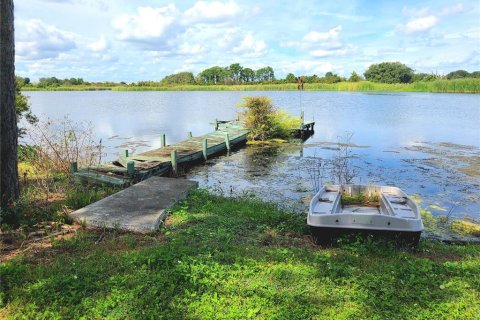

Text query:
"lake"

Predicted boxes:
[[24, 91, 480, 218]]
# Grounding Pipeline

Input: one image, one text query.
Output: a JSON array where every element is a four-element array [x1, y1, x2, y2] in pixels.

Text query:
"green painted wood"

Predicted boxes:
[[127, 161, 135, 177], [70, 162, 78, 173], [161, 134, 166, 148], [202, 139, 208, 160], [225, 133, 230, 151], [171, 150, 178, 173]]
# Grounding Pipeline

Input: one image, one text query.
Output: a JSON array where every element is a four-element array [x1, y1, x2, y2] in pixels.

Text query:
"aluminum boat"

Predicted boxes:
[[308, 185, 424, 245]]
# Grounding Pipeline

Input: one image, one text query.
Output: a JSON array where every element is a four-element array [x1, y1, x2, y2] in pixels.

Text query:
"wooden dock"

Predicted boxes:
[[73, 119, 314, 186]]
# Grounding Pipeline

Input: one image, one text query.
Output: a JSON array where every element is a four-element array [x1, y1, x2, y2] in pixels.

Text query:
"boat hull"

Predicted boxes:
[[310, 226, 422, 246]]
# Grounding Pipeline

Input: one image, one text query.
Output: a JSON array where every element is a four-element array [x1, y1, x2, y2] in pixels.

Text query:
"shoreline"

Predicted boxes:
[[21, 79, 480, 93]]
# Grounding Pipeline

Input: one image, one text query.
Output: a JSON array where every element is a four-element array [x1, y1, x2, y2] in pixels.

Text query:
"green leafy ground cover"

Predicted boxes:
[[1, 190, 479, 319]]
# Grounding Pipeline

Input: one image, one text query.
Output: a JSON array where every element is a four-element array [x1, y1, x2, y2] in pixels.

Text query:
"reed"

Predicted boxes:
[[22, 79, 480, 93]]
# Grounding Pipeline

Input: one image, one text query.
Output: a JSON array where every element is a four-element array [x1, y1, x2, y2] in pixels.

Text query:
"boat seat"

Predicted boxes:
[[313, 191, 340, 214]]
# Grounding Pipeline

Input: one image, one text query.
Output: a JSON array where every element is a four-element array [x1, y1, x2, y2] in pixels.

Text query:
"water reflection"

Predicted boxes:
[[25, 91, 480, 217]]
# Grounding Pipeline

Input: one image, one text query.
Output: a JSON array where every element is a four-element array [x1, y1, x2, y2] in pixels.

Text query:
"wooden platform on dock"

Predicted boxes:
[[73, 119, 314, 186], [74, 120, 249, 186]]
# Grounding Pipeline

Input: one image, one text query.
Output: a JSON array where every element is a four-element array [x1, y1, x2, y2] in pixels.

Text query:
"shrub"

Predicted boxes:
[[240, 96, 301, 141]]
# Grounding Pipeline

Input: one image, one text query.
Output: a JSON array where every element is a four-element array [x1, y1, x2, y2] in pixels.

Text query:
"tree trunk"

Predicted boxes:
[[0, 0, 19, 207]]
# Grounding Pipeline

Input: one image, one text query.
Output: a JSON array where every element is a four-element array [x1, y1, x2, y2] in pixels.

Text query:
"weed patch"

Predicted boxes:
[[1, 190, 479, 319]]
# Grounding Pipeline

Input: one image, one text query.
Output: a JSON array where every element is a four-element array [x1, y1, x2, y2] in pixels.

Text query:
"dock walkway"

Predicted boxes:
[[73, 119, 314, 186]]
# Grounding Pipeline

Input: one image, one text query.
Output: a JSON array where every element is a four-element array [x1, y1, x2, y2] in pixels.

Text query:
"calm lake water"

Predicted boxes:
[[25, 91, 480, 218]]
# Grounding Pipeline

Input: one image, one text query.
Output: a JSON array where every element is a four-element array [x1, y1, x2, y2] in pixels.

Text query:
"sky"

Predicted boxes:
[[14, 0, 480, 82]]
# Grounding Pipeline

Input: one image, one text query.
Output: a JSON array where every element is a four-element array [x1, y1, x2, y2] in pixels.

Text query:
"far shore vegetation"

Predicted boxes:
[[17, 61, 480, 93]]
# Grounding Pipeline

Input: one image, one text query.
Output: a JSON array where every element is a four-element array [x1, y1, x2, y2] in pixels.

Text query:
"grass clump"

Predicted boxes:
[[341, 193, 380, 206], [1, 190, 480, 319], [240, 96, 301, 141]]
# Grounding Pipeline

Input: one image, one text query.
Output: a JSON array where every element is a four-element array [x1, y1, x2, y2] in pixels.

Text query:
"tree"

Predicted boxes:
[[255, 66, 275, 82], [349, 71, 362, 82], [471, 71, 480, 78], [412, 73, 439, 82], [323, 72, 342, 83], [0, 0, 20, 207], [198, 66, 228, 84], [285, 73, 296, 83], [16, 77, 37, 137], [160, 71, 195, 85], [240, 68, 255, 83], [446, 70, 470, 79], [364, 62, 414, 83], [228, 63, 243, 83]]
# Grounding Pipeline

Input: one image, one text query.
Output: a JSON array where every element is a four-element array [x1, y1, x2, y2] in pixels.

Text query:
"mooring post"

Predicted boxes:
[[215, 119, 219, 131], [225, 133, 231, 151], [70, 162, 78, 173], [188, 131, 193, 139], [123, 149, 129, 158], [301, 111, 304, 125], [161, 134, 166, 148], [202, 139, 208, 160], [127, 161, 135, 177], [171, 150, 178, 173]]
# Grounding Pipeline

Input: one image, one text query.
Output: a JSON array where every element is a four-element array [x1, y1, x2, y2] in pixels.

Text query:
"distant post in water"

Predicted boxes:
[[301, 111, 304, 125], [188, 131, 193, 139], [225, 133, 230, 151], [70, 162, 78, 173], [202, 139, 208, 160], [161, 134, 166, 148], [171, 150, 178, 173], [127, 161, 135, 177], [123, 149, 129, 158], [215, 119, 219, 131]]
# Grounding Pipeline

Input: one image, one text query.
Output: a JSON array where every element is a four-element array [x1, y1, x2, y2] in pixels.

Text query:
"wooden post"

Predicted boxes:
[[188, 131, 193, 139], [70, 162, 78, 173], [225, 133, 230, 151], [123, 149, 129, 158], [215, 119, 219, 131], [301, 111, 304, 125], [171, 150, 178, 173], [202, 139, 208, 160], [127, 161, 135, 177], [161, 134, 166, 148]]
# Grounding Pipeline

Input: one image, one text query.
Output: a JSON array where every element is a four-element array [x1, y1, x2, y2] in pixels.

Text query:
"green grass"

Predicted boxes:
[[22, 79, 480, 93], [1, 190, 479, 319]]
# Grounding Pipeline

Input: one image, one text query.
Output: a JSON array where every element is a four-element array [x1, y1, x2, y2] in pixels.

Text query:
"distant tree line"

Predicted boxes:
[[17, 63, 480, 88]]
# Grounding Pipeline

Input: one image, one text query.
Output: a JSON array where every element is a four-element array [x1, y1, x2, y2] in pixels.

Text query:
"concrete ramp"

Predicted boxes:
[[70, 177, 198, 233]]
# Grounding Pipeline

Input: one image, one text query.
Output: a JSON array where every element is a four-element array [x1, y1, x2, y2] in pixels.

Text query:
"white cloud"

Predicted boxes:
[[183, 0, 241, 23], [398, 3, 465, 35], [178, 43, 205, 55], [404, 16, 438, 34], [303, 26, 342, 42], [232, 33, 267, 57], [439, 3, 464, 16], [279, 60, 340, 75], [310, 48, 351, 57], [112, 5, 180, 43], [16, 19, 77, 60], [88, 35, 108, 52], [282, 26, 352, 57]]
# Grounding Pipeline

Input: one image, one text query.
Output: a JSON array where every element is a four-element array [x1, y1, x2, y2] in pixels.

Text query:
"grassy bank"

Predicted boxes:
[[21, 79, 480, 93], [2, 190, 479, 319]]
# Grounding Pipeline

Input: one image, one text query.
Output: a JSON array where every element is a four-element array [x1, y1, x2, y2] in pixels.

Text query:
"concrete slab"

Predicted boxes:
[[70, 177, 198, 233]]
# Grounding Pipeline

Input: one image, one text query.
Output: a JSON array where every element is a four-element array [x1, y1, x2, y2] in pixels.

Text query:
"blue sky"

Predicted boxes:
[[15, 0, 480, 82]]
